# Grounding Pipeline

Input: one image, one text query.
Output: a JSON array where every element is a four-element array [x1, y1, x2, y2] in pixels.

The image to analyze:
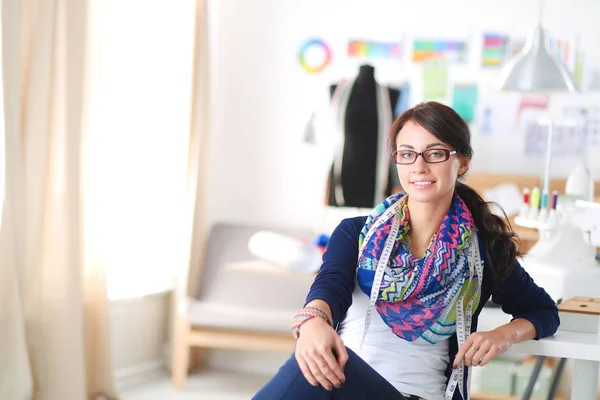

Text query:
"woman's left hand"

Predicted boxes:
[[453, 329, 513, 368]]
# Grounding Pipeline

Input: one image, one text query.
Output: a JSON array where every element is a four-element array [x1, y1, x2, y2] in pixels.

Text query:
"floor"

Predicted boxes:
[[120, 369, 271, 400], [118, 367, 600, 400]]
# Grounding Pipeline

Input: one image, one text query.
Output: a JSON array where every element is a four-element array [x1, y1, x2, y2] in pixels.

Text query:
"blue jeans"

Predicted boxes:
[[253, 346, 416, 400]]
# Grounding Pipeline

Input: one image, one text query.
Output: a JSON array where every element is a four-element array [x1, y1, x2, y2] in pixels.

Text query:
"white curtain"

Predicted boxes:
[[1, 0, 206, 396], [0, 0, 118, 398]]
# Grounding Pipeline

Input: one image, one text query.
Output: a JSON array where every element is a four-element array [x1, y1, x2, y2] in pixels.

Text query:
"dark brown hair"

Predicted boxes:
[[389, 101, 519, 285]]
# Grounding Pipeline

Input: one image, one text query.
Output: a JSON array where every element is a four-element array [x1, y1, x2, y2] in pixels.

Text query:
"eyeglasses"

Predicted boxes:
[[391, 148, 458, 165]]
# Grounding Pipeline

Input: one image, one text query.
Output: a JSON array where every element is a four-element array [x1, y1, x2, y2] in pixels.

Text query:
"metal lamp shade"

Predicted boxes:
[[494, 25, 579, 93]]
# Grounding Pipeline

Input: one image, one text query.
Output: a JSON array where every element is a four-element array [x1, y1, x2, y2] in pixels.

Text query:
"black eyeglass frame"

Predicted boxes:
[[391, 149, 458, 165]]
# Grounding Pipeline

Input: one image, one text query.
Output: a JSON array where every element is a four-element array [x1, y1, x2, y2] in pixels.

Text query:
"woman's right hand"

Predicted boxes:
[[294, 317, 348, 391]]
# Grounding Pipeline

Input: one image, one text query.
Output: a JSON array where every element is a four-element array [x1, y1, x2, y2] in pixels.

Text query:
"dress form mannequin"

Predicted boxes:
[[326, 65, 401, 208]]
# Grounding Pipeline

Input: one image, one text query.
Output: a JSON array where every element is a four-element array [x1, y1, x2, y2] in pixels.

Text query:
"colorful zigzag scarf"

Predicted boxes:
[[356, 192, 481, 344]]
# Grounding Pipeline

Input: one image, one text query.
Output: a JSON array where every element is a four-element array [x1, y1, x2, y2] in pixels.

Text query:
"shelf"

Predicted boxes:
[[514, 216, 555, 230], [512, 225, 539, 242]]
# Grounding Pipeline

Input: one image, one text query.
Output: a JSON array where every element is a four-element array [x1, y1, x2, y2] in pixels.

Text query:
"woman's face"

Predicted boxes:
[[394, 120, 469, 205]]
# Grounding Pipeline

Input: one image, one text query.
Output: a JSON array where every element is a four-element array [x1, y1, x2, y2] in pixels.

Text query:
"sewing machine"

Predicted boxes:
[[478, 200, 600, 332], [515, 200, 600, 303]]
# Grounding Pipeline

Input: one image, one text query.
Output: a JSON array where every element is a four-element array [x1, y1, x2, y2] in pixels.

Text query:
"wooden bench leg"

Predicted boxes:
[[190, 347, 208, 370], [171, 318, 191, 389]]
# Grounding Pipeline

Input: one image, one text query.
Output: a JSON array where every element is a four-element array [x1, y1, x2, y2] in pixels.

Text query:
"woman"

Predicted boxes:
[[254, 102, 559, 400]]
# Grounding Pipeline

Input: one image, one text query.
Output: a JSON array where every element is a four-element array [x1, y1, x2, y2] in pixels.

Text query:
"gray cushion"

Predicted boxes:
[[186, 223, 317, 333]]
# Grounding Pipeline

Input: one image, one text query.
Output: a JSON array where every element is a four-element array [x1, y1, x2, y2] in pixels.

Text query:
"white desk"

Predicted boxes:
[[507, 329, 600, 399]]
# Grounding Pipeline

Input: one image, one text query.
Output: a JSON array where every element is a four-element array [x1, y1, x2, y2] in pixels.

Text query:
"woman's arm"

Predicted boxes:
[[492, 318, 537, 343], [304, 217, 363, 326], [455, 256, 559, 368], [303, 299, 333, 322], [293, 217, 363, 390], [454, 318, 537, 368], [490, 260, 560, 339]]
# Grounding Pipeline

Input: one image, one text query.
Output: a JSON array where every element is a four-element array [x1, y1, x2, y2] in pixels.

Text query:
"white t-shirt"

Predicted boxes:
[[338, 284, 449, 400]]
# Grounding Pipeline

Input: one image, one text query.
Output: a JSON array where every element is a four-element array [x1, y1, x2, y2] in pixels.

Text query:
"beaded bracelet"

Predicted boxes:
[[291, 306, 332, 339]]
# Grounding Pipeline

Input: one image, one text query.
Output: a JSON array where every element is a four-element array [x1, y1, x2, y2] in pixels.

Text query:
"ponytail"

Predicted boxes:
[[455, 181, 519, 286]]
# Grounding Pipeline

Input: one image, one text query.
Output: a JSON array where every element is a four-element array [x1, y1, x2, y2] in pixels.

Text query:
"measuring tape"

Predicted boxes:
[[358, 202, 401, 353], [357, 197, 483, 400], [444, 237, 483, 400]]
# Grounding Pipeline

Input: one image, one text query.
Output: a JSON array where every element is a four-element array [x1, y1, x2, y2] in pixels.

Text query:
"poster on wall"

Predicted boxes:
[[482, 33, 507, 67], [475, 90, 520, 137], [412, 38, 468, 63], [548, 35, 576, 72], [515, 94, 549, 129], [563, 104, 600, 146], [586, 107, 600, 145], [524, 119, 586, 160], [476, 92, 548, 137], [347, 39, 403, 61], [297, 38, 333, 74], [422, 62, 449, 99], [452, 84, 478, 122]]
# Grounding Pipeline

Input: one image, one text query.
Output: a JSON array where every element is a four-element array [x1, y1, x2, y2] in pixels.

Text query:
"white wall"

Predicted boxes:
[[206, 0, 600, 232], [110, 293, 170, 390]]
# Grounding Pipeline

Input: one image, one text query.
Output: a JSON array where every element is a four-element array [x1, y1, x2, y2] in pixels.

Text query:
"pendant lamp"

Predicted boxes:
[[493, 2, 581, 207], [493, 18, 579, 92]]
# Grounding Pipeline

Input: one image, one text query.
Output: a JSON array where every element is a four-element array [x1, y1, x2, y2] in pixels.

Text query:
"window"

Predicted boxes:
[[85, 0, 197, 300]]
